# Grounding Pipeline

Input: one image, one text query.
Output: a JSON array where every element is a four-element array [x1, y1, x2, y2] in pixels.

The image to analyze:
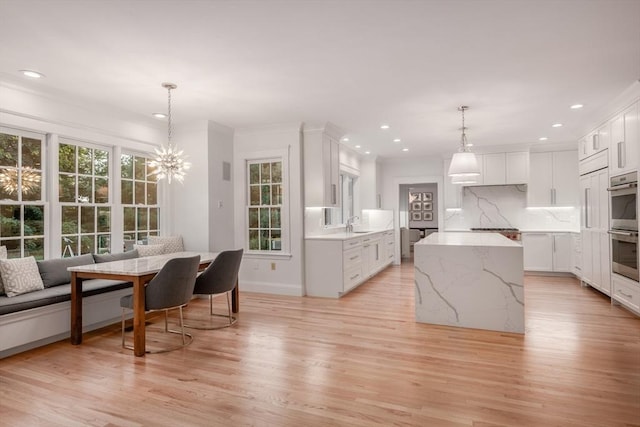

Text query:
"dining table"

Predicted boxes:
[[68, 251, 238, 356]]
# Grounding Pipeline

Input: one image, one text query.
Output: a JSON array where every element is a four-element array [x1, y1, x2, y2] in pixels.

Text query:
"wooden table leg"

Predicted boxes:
[[132, 277, 146, 357], [70, 272, 83, 345], [232, 279, 239, 313]]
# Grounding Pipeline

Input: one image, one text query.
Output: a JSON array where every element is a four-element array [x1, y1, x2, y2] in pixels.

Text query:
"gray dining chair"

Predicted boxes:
[[120, 255, 200, 353], [185, 249, 243, 330]]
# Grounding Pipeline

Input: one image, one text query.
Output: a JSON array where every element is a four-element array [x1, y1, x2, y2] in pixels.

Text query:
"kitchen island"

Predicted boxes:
[[414, 232, 524, 333]]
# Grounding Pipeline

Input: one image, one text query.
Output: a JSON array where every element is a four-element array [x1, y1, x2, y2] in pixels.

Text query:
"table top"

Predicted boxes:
[[416, 232, 521, 248], [68, 251, 219, 276]]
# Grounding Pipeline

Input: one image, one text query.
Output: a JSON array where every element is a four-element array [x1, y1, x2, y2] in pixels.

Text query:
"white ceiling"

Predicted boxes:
[[0, 0, 639, 159]]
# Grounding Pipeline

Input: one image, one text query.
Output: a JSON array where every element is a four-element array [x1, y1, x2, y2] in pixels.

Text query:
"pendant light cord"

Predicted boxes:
[[167, 86, 172, 145]]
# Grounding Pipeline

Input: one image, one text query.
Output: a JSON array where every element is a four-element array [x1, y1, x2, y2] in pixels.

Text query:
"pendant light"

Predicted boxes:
[[148, 82, 191, 184], [448, 105, 479, 180]]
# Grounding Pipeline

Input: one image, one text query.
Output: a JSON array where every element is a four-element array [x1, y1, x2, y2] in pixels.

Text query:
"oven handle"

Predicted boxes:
[[607, 183, 637, 191], [608, 230, 638, 237]]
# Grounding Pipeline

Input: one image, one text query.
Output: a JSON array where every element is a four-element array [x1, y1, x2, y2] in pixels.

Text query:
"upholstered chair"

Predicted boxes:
[[120, 255, 200, 353], [185, 249, 243, 329]]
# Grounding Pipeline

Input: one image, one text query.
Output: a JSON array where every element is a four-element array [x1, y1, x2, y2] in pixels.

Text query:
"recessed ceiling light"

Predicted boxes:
[[355, 145, 361, 148], [365, 151, 371, 154], [380, 124, 390, 130], [152, 113, 167, 119], [341, 137, 349, 142], [570, 104, 584, 109], [466, 143, 474, 147], [20, 69, 44, 79], [402, 148, 409, 152], [539, 137, 548, 141], [393, 138, 401, 143], [552, 123, 563, 128]]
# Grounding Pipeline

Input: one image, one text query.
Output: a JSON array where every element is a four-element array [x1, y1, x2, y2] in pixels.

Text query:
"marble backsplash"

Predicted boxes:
[[444, 185, 579, 231]]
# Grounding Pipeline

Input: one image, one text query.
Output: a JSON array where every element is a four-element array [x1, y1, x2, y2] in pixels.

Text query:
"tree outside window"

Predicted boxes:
[[59, 140, 110, 256], [121, 153, 159, 242], [0, 131, 45, 259], [247, 159, 282, 252]]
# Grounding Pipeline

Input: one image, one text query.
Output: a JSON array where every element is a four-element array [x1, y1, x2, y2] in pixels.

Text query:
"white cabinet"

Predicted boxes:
[[579, 123, 610, 161], [303, 126, 341, 207], [528, 150, 578, 207], [522, 232, 572, 272], [305, 230, 394, 298], [612, 274, 640, 314], [384, 230, 396, 263], [579, 164, 611, 295], [443, 158, 462, 209], [506, 152, 529, 184], [610, 101, 639, 176], [476, 152, 528, 186], [482, 153, 505, 185]]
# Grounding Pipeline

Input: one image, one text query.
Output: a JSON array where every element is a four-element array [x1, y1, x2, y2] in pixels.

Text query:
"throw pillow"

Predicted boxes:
[[147, 236, 184, 254], [93, 250, 139, 263], [0, 245, 6, 295], [37, 253, 95, 288], [134, 244, 166, 257], [0, 256, 45, 297]]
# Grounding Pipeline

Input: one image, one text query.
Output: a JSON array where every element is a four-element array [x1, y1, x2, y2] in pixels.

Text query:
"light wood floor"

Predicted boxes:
[[1, 263, 639, 426]]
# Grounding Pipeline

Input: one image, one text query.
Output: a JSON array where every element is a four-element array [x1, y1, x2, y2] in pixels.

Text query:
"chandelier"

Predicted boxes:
[[0, 167, 40, 195], [447, 105, 479, 183], [148, 82, 191, 184]]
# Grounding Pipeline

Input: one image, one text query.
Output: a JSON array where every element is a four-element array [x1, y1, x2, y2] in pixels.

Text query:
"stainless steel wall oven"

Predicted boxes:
[[608, 171, 638, 281]]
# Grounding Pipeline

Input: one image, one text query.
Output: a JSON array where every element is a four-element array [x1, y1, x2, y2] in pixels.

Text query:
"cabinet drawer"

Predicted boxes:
[[343, 247, 362, 268], [344, 265, 363, 292], [612, 277, 640, 313], [343, 238, 362, 251]]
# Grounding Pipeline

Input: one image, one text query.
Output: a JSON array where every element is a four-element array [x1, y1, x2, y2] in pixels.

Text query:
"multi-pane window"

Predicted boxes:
[[247, 159, 282, 251], [59, 140, 110, 256], [0, 130, 45, 259], [121, 154, 159, 242]]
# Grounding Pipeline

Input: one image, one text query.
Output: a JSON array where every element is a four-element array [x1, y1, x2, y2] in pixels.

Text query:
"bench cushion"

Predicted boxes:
[[0, 279, 133, 315], [37, 254, 95, 288], [93, 250, 139, 263]]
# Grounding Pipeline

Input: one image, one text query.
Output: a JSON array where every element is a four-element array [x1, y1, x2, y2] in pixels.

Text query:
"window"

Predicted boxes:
[[247, 159, 282, 251], [121, 153, 159, 242], [340, 173, 356, 223], [0, 130, 45, 259], [59, 140, 110, 256]]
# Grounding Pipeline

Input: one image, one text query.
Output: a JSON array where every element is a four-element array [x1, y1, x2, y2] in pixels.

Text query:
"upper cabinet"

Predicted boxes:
[[528, 150, 579, 207], [579, 122, 610, 161], [609, 101, 639, 176], [466, 151, 529, 186], [303, 124, 342, 207]]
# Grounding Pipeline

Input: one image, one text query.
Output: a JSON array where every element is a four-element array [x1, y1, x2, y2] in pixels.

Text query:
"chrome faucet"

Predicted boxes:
[[345, 215, 359, 233]]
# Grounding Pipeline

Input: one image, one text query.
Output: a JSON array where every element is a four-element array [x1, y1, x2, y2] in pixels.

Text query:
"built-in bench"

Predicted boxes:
[[0, 251, 139, 359]]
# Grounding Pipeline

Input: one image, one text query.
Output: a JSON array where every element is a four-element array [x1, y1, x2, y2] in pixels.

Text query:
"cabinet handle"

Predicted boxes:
[[350, 273, 360, 280], [349, 255, 358, 261], [584, 188, 590, 228], [618, 290, 633, 299], [550, 188, 554, 205], [592, 133, 598, 150], [331, 184, 337, 205], [553, 236, 556, 252]]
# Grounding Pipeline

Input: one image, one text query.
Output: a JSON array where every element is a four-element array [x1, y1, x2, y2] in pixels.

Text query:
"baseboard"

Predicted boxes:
[[239, 280, 303, 296]]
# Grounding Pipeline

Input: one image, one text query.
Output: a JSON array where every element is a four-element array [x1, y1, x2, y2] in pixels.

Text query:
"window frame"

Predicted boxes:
[[243, 151, 289, 256], [120, 150, 161, 243], [0, 127, 47, 259], [57, 137, 112, 256]]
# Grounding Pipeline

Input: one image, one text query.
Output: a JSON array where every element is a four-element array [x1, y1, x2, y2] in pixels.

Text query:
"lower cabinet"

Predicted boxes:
[[612, 274, 640, 314], [581, 229, 611, 296], [305, 230, 394, 298], [522, 232, 573, 272]]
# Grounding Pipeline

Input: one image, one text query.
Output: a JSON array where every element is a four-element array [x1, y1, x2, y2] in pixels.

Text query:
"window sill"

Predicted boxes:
[[244, 252, 293, 260]]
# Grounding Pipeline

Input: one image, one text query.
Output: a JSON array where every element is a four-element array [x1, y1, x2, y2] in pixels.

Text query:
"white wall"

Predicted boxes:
[[233, 123, 305, 296], [169, 119, 235, 252]]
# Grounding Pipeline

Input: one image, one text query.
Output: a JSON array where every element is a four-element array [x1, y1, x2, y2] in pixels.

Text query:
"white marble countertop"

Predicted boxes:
[[68, 251, 219, 276], [305, 229, 392, 241], [444, 228, 579, 233], [417, 232, 521, 247]]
